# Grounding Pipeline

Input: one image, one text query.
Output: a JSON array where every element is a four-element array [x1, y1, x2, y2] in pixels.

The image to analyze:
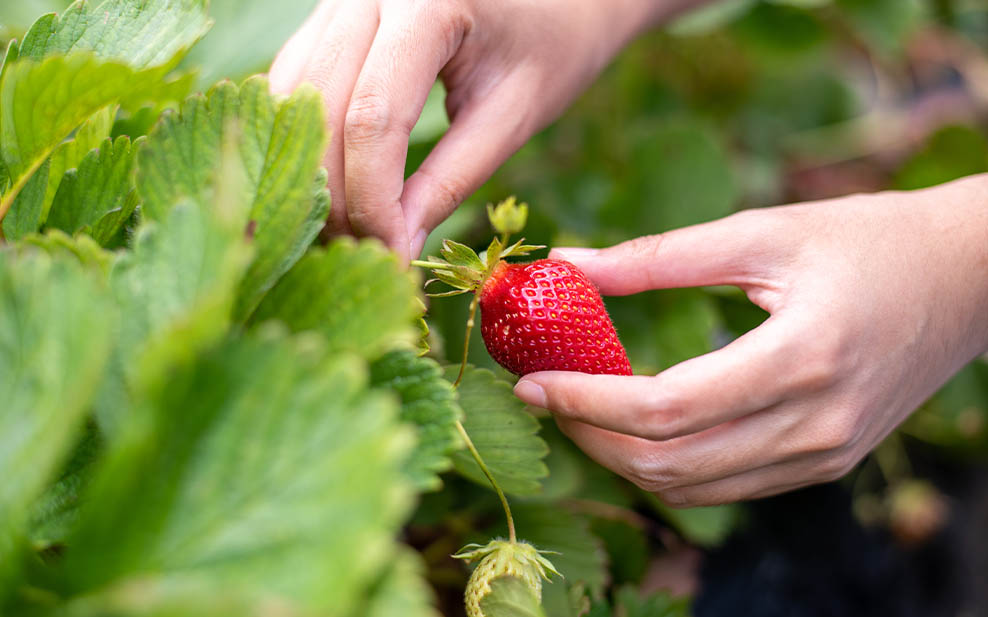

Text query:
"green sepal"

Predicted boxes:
[[440, 239, 484, 270]]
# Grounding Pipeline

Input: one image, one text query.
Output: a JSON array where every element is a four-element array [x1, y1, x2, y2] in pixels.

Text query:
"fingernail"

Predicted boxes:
[[550, 247, 599, 262], [514, 380, 547, 408]]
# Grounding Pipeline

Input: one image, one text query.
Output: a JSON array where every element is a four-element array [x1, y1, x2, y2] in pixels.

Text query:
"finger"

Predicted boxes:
[[548, 209, 788, 295], [343, 6, 468, 261], [554, 402, 809, 490], [517, 317, 805, 441], [403, 71, 537, 258], [656, 461, 837, 508], [293, 0, 381, 238], [555, 419, 829, 508], [269, 0, 338, 94]]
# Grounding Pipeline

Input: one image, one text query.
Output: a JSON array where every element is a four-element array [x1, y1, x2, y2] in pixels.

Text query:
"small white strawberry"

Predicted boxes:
[[454, 539, 561, 617]]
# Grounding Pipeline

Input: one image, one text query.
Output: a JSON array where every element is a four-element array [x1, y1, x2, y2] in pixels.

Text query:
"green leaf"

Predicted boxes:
[[0, 39, 18, 91], [103, 199, 251, 433], [180, 0, 319, 87], [29, 421, 103, 550], [41, 105, 114, 223], [2, 156, 48, 240], [479, 576, 548, 617], [893, 125, 988, 191], [59, 329, 414, 616], [360, 549, 441, 617], [136, 77, 332, 319], [601, 118, 735, 234], [252, 238, 423, 357], [46, 135, 141, 237], [0, 249, 113, 595], [645, 493, 742, 548], [371, 350, 462, 491], [506, 504, 609, 596], [904, 359, 988, 451], [448, 365, 549, 496], [613, 585, 691, 617], [0, 53, 174, 225], [17, 228, 114, 274], [18, 0, 211, 70]]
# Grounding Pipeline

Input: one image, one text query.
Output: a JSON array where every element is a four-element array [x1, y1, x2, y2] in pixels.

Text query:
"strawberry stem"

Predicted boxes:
[[453, 289, 480, 388], [451, 287, 517, 543], [455, 419, 517, 544]]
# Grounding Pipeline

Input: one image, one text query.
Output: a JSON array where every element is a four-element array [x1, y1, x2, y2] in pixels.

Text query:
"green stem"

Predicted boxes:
[[453, 289, 480, 387], [455, 419, 516, 544], [452, 285, 515, 543]]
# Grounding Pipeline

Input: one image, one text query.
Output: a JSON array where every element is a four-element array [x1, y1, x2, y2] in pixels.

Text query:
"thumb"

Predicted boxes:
[[549, 211, 771, 295]]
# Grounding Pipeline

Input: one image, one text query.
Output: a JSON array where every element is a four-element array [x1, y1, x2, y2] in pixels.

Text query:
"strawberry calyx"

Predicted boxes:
[[453, 539, 561, 580], [454, 539, 562, 617], [412, 236, 544, 297], [411, 197, 544, 298]]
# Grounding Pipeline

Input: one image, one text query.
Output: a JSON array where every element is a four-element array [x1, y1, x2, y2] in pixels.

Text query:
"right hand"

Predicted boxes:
[[269, 0, 665, 261]]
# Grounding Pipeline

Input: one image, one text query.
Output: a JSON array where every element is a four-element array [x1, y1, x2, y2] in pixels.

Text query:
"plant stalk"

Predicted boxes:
[[455, 419, 516, 544], [452, 283, 515, 543], [453, 289, 480, 387]]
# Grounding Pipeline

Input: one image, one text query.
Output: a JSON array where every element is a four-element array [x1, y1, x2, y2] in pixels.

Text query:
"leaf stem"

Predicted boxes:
[[455, 419, 516, 544]]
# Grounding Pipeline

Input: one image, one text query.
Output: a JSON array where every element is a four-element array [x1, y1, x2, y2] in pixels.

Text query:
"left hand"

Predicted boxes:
[[513, 175, 988, 508]]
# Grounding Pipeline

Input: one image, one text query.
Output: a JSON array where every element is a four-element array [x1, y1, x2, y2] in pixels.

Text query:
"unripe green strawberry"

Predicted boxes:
[[454, 539, 560, 617]]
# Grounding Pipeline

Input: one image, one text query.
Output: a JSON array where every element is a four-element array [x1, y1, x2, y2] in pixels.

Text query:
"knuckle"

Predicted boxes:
[[640, 395, 687, 441], [344, 92, 399, 142], [817, 449, 860, 482], [793, 334, 847, 392], [814, 415, 859, 453], [619, 234, 665, 264], [657, 488, 694, 509], [420, 168, 467, 215], [623, 451, 676, 492]]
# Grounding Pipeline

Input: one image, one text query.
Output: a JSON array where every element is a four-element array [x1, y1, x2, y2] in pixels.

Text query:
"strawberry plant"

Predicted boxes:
[[0, 2, 692, 616], [5, 1, 985, 616]]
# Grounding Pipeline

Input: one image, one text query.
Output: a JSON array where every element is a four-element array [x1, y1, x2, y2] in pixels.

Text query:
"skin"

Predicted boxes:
[[516, 177, 988, 506], [269, 0, 705, 262], [272, 1, 988, 506]]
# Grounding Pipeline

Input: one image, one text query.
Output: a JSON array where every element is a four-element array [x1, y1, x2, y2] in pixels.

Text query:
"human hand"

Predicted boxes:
[[269, 0, 675, 261], [514, 175, 988, 507]]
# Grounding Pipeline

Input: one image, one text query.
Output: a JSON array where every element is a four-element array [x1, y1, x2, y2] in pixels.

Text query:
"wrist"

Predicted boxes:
[[911, 173, 988, 358]]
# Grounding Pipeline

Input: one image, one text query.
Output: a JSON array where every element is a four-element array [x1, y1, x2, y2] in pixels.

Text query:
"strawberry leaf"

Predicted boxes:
[[0, 250, 113, 596], [17, 0, 211, 70], [0, 54, 183, 231], [46, 136, 142, 240], [101, 197, 252, 435], [358, 549, 442, 617], [251, 238, 422, 358], [371, 350, 462, 491], [1, 158, 49, 241], [56, 329, 415, 616], [40, 106, 115, 226], [137, 77, 331, 320], [447, 365, 549, 496]]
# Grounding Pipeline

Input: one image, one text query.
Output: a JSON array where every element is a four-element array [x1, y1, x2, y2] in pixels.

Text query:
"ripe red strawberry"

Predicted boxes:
[[479, 259, 631, 376], [413, 197, 632, 379]]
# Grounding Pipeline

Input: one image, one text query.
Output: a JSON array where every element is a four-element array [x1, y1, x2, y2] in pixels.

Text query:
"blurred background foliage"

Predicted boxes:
[[3, 0, 987, 614]]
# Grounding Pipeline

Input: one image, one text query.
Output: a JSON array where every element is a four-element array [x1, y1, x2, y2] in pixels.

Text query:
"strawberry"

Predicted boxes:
[[454, 539, 561, 617], [480, 259, 631, 376], [413, 198, 631, 378]]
